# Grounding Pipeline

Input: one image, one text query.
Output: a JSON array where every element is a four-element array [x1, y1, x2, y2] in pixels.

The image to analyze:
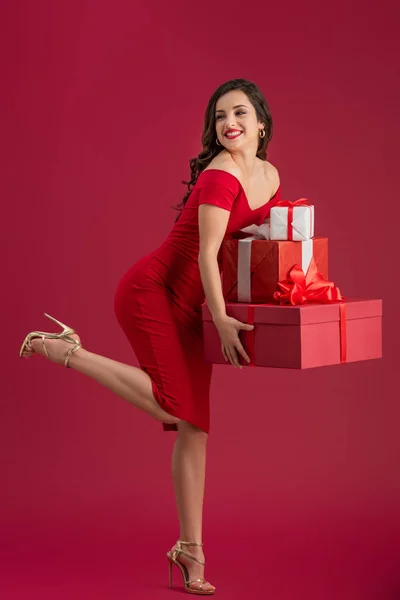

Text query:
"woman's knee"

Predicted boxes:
[[177, 420, 208, 440]]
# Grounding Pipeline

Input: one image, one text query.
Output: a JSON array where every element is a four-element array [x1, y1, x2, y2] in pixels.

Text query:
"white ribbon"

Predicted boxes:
[[237, 221, 270, 302], [237, 237, 254, 302], [301, 239, 313, 274]]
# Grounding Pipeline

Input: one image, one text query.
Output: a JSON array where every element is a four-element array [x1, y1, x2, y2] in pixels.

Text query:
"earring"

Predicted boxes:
[[259, 129, 265, 138], [216, 138, 222, 146]]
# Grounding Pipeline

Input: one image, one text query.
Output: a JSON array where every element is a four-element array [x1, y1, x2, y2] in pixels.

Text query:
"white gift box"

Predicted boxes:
[[270, 203, 315, 241]]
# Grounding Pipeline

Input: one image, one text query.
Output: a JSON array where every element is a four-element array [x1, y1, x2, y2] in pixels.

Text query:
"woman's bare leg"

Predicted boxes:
[[25, 336, 180, 425], [169, 421, 215, 592]]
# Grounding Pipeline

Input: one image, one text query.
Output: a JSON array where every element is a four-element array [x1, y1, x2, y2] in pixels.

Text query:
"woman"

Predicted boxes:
[[19, 78, 281, 595]]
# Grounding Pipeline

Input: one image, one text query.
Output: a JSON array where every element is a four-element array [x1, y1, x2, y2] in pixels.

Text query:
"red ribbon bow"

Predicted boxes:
[[274, 198, 311, 240], [273, 257, 343, 305], [244, 260, 347, 367], [275, 198, 311, 208]]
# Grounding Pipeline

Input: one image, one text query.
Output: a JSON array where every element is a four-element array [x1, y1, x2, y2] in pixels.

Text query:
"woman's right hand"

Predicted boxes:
[[212, 315, 254, 368]]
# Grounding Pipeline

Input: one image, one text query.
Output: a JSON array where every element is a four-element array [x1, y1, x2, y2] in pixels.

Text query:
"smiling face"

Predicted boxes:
[[214, 89, 264, 148]]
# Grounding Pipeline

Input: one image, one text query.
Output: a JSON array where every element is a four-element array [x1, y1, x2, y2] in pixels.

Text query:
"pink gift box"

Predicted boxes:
[[202, 298, 382, 369]]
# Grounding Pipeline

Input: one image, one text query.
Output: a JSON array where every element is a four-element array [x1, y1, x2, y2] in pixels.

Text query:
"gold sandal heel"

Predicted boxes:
[[19, 313, 82, 368], [166, 540, 215, 595], [43, 313, 72, 331]]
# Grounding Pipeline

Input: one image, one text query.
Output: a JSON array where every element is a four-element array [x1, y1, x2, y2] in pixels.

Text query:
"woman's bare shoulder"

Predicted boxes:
[[264, 160, 280, 186], [203, 154, 242, 179]]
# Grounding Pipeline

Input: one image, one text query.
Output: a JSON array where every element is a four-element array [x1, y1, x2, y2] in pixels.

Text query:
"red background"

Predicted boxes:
[[1, 1, 399, 598]]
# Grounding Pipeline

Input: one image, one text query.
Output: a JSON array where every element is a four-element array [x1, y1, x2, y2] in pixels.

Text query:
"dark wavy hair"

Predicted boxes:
[[171, 78, 273, 222]]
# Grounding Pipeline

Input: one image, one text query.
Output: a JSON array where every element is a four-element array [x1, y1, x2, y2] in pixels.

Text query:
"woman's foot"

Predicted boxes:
[[21, 334, 82, 365], [169, 541, 215, 593]]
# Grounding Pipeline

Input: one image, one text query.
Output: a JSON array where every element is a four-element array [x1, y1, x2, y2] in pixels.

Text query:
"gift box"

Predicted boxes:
[[270, 199, 315, 241], [222, 237, 328, 304], [202, 298, 383, 369]]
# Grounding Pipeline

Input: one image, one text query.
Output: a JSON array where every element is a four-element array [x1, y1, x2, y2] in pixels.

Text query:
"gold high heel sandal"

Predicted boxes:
[[166, 540, 215, 595], [19, 313, 82, 368]]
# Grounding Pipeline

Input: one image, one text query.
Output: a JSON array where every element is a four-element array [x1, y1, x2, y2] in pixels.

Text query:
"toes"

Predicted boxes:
[[24, 338, 47, 358], [188, 579, 215, 592], [30, 339, 42, 352], [21, 344, 34, 358], [203, 582, 215, 592], [190, 583, 215, 593]]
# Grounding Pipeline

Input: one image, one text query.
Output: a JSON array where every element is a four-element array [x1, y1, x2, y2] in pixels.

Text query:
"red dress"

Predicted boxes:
[[114, 169, 281, 433]]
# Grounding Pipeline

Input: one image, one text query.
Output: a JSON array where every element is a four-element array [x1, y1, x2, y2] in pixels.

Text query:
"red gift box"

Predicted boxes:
[[222, 237, 328, 304], [202, 298, 382, 369]]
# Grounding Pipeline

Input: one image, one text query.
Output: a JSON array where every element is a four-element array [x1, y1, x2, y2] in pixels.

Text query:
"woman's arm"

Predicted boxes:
[[197, 203, 229, 322], [198, 203, 253, 367]]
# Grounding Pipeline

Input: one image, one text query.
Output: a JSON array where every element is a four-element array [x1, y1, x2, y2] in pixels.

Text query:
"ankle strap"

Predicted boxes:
[[65, 343, 82, 368], [178, 539, 203, 547]]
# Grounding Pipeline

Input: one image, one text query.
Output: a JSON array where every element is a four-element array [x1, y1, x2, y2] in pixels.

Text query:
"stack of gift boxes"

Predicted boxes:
[[202, 197, 382, 369]]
